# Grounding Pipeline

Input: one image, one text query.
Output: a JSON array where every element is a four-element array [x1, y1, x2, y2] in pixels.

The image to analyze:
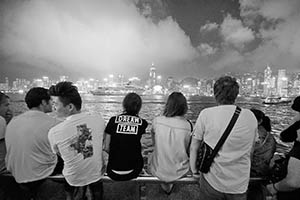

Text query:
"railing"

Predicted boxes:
[[49, 174, 266, 200], [1, 173, 267, 200]]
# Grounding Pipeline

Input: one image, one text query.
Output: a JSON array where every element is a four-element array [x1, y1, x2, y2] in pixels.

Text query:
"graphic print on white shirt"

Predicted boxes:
[[70, 124, 93, 159], [115, 115, 141, 135]]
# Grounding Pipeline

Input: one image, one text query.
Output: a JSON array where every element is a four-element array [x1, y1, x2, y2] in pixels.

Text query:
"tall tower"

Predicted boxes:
[[149, 63, 156, 88], [277, 69, 287, 96], [264, 65, 272, 96]]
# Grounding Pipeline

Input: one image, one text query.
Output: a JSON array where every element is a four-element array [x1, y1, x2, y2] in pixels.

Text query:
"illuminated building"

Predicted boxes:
[[277, 69, 288, 96], [149, 63, 156, 88]]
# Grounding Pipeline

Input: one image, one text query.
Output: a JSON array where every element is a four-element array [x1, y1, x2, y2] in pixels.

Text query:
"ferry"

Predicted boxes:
[[262, 96, 292, 105], [90, 85, 145, 96]]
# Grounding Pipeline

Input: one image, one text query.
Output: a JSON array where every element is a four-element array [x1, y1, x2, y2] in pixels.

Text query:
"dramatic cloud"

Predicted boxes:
[[0, 0, 198, 78], [197, 43, 217, 56], [238, 0, 300, 71], [220, 15, 255, 49], [200, 22, 219, 32]]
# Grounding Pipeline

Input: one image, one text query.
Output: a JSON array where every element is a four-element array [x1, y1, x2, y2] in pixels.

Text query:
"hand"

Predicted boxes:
[[192, 172, 200, 179], [266, 183, 278, 196], [296, 129, 300, 142]]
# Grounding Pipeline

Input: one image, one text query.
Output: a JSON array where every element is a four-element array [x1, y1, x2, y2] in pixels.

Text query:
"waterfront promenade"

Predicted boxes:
[[1, 172, 266, 200]]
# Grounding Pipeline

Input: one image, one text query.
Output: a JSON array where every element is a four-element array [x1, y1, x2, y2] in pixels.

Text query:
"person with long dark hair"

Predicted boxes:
[[148, 92, 192, 195]]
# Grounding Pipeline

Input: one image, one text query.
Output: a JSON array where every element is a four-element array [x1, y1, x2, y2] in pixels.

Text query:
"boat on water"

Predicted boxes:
[[262, 96, 292, 105], [90, 84, 145, 96]]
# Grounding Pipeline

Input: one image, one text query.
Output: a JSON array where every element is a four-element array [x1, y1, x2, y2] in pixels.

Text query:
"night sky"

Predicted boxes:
[[0, 0, 300, 81]]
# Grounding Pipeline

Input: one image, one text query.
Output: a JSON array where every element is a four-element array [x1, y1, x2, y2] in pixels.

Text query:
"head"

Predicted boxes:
[[25, 87, 52, 113], [49, 81, 82, 118], [214, 76, 239, 105], [250, 108, 271, 132], [0, 92, 10, 118], [163, 92, 188, 117], [122, 93, 142, 115], [291, 96, 300, 113]]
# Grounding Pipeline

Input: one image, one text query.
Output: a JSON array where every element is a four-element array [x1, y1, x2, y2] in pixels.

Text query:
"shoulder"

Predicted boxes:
[[49, 120, 65, 133], [240, 108, 256, 121], [87, 113, 105, 121], [107, 116, 117, 123], [153, 116, 164, 122]]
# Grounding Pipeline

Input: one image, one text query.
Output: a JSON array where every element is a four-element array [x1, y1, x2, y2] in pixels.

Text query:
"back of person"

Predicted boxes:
[[106, 114, 147, 171], [251, 125, 276, 177], [0, 116, 7, 174], [48, 112, 105, 186], [149, 115, 191, 182], [104, 93, 148, 181], [0, 92, 12, 174], [199, 105, 257, 193], [5, 110, 59, 183]]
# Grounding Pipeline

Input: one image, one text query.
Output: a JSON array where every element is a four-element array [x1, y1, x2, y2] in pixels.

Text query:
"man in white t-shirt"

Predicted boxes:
[[190, 76, 258, 200], [48, 81, 105, 200], [5, 87, 61, 199]]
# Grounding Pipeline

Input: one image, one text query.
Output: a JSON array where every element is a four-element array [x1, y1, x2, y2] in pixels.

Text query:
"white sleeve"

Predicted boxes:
[[0, 117, 6, 140], [48, 128, 58, 154], [192, 111, 205, 141]]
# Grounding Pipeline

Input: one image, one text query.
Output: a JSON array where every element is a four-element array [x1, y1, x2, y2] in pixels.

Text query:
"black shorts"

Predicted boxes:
[[106, 161, 143, 181]]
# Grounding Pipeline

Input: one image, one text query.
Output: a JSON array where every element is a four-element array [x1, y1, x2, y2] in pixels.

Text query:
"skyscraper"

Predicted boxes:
[[277, 69, 288, 96], [149, 63, 156, 88], [264, 65, 272, 96]]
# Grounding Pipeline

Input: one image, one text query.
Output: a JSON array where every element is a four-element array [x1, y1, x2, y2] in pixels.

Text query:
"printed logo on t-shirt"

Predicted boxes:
[[70, 124, 93, 159], [115, 115, 142, 125], [116, 124, 138, 134], [115, 115, 141, 135]]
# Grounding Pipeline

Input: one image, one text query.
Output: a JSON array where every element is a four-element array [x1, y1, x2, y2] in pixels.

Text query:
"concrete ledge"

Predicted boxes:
[[0, 173, 268, 200], [48, 173, 266, 184]]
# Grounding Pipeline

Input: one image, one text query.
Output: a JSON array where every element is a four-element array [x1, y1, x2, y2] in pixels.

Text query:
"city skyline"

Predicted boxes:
[[1, 65, 299, 98], [1, 0, 300, 80]]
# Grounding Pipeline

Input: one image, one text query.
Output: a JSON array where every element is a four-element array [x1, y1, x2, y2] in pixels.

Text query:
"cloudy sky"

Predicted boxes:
[[0, 0, 300, 80]]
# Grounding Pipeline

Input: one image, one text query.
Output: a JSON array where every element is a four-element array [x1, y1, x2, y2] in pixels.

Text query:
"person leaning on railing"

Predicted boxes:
[[248, 108, 276, 200], [189, 76, 258, 200], [267, 96, 300, 200], [147, 92, 193, 195]]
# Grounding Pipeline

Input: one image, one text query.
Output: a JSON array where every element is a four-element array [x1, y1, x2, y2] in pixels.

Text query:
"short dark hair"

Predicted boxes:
[[122, 93, 142, 115], [25, 87, 50, 109], [163, 92, 188, 117], [49, 81, 82, 110], [214, 76, 239, 104], [0, 92, 9, 104]]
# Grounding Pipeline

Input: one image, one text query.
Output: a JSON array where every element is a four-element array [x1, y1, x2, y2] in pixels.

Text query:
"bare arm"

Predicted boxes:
[[150, 128, 155, 147], [267, 157, 300, 195], [189, 138, 201, 175], [103, 133, 111, 153]]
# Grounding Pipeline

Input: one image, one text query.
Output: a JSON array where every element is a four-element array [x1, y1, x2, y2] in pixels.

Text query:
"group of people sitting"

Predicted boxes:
[[0, 76, 299, 200]]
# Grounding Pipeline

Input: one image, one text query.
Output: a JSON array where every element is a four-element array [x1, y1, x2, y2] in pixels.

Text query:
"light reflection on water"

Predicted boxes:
[[9, 94, 296, 155]]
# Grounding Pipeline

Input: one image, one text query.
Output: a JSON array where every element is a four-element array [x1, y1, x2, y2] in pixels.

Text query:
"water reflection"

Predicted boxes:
[[9, 94, 296, 154]]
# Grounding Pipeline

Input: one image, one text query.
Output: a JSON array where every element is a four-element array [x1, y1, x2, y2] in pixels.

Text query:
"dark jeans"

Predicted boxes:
[[65, 179, 103, 200], [198, 174, 247, 200], [19, 155, 64, 200], [0, 172, 24, 200], [247, 182, 267, 200]]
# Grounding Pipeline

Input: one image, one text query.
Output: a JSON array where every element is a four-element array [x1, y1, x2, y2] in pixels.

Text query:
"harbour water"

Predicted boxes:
[[8, 93, 295, 156]]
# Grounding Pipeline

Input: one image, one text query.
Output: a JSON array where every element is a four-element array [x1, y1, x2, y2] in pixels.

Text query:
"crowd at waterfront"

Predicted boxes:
[[0, 76, 300, 200]]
